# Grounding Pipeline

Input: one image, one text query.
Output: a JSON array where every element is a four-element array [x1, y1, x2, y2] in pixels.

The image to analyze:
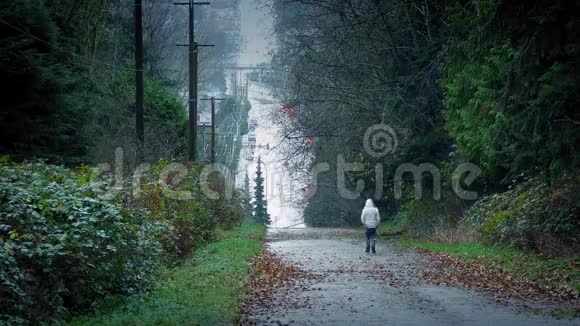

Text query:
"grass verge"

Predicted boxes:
[[357, 221, 403, 235], [398, 239, 580, 293], [377, 222, 403, 235], [71, 222, 266, 325]]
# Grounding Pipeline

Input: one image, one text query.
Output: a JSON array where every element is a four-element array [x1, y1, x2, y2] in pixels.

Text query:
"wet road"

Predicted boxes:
[[245, 228, 577, 326]]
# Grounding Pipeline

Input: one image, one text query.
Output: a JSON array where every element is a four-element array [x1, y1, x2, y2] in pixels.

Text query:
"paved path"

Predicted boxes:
[[245, 228, 577, 326]]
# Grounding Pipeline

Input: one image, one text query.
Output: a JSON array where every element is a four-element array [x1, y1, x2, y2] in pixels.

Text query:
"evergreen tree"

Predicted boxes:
[[253, 156, 271, 225], [244, 169, 251, 193], [241, 169, 253, 218]]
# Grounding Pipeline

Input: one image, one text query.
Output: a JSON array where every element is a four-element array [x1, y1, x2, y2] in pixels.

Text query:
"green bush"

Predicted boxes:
[[138, 162, 211, 261], [397, 200, 439, 236], [0, 158, 253, 324], [135, 161, 244, 262], [394, 190, 468, 242], [465, 176, 579, 256], [0, 162, 166, 324]]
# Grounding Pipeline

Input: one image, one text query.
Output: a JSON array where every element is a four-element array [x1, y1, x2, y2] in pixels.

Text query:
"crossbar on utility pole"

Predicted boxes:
[[173, 0, 210, 162], [174, 1, 210, 4], [176, 43, 214, 47], [201, 97, 225, 163]]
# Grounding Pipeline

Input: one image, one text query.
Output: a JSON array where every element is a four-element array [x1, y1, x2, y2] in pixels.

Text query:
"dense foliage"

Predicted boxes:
[[0, 0, 249, 324], [0, 0, 235, 165], [270, 0, 579, 255], [464, 175, 579, 256], [443, 0, 580, 179], [0, 160, 248, 324], [70, 223, 265, 325], [0, 162, 161, 323]]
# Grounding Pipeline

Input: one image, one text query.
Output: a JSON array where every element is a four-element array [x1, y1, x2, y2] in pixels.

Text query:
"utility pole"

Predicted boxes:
[[201, 97, 225, 163], [188, 0, 196, 162], [233, 71, 238, 102], [135, 0, 144, 162], [174, 1, 210, 162]]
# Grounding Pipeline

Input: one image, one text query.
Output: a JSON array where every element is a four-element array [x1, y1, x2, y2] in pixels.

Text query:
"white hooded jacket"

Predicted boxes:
[[361, 199, 380, 228]]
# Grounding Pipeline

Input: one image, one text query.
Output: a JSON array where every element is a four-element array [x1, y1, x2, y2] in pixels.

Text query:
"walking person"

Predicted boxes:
[[361, 199, 380, 253]]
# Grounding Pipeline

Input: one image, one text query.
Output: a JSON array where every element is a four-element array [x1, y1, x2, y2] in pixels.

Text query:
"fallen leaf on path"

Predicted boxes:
[[415, 249, 580, 308], [239, 249, 313, 324]]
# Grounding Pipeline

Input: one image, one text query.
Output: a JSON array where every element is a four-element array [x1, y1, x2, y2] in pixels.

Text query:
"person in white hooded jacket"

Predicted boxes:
[[361, 199, 380, 253]]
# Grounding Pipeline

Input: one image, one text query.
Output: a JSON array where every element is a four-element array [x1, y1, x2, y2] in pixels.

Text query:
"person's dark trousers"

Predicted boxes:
[[365, 227, 377, 253]]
